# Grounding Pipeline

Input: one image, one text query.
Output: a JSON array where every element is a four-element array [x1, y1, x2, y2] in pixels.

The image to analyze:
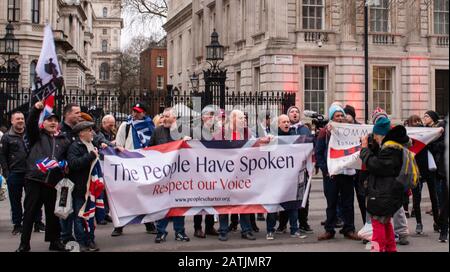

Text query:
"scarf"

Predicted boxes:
[[127, 116, 155, 149]]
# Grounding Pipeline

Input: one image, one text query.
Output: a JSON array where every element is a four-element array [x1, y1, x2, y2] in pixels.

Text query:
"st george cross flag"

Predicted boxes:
[[327, 122, 443, 176], [35, 25, 63, 127]]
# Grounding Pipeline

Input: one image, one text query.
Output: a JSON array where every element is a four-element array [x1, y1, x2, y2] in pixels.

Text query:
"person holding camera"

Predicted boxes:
[[316, 104, 360, 241]]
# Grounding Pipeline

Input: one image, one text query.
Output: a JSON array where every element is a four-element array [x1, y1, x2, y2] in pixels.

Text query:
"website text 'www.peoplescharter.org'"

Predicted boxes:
[[174, 196, 231, 204]]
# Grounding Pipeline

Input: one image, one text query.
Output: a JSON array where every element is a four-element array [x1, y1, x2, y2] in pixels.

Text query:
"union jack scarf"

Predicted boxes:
[[36, 158, 67, 174], [78, 159, 105, 233]]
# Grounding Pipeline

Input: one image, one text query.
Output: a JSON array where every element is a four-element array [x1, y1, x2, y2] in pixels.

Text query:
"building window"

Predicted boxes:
[[434, 0, 449, 35], [157, 76, 164, 90], [156, 56, 164, 68], [102, 40, 108, 52], [240, 0, 247, 39], [304, 66, 326, 115], [30, 60, 37, 89], [372, 67, 393, 115], [103, 29, 107, 35], [370, 0, 389, 32], [32, 0, 40, 24], [103, 7, 108, 17], [8, 0, 20, 22], [302, 0, 324, 30], [100, 62, 110, 80]]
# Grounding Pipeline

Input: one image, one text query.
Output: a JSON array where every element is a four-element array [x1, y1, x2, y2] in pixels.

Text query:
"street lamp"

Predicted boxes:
[[206, 29, 224, 71], [190, 72, 199, 93], [0, 22, 20, 57]]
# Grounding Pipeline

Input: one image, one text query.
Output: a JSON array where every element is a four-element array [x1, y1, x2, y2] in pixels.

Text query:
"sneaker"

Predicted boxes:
[[291, 231, 307, 239], [299, 225, 314, 234], [439, 231, 448, 243], [49, 240, 69, 252], [241, 232, 256, 240], [397, 235, 410, 246], [266, 232, 275, 240], [275, 227, 287, 234], [218, 233, 228, 242], [175, 232, 190, 242], [34, 221, 45, 233], [155, 232, 167, 243], [12, 225, 22, 235], [87, 241, 99, 252], [111, 228, 123, 237], [415, 223, 424, 235]]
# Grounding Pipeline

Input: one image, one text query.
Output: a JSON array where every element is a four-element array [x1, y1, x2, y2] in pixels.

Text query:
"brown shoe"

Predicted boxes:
[[318, 232, 335, 241], [194, 229, 206, 238], [344, 231, 361, 241]]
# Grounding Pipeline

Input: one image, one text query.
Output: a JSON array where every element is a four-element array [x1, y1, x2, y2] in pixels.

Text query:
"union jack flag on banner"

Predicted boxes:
[[102, 137, 315, 227], [34, 25, 64, 128], [78, 160, 105, 233]]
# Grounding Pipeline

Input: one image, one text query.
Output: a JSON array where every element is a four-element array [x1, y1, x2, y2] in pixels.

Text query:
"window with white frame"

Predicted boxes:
[[434, 0, 449, 35], [102, 40, 108, 52], [103, 7, 108, 17], [157, 76, 164, 90], [8, 0, 20, 22], [304, 66, 326, 115], [157, 56, 164, 68], [302, 0, 324, 30], [370, 0, 389, 32], [372, 66, 393, 115], [103, 29, 107, 35]]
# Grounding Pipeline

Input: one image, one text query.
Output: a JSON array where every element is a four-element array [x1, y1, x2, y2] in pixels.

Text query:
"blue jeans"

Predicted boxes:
[[156, 217, 185, 235], [219, 214, 252, 235], [7, 173, 42, 226], [323, 175, 355, 234], [73, 197, 95, 246], [60, 209, 75, 242], [267, 210, 299, 234]]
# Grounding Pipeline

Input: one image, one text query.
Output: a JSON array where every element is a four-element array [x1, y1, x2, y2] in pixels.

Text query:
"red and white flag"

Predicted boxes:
[[327, 122, 442, 176]]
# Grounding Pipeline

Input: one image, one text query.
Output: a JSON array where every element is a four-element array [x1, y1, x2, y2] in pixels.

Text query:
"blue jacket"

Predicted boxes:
[[315, 128, 330, 176]]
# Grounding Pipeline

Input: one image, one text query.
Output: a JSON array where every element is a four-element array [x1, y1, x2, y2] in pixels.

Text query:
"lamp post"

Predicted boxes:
[[364, 2, 369, 124], [0, 21, 20, 74], [204, 29, 227, 109], [190, 72, 199, 94]]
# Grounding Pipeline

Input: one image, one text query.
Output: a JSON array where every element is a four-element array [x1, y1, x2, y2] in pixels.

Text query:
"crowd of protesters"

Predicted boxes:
[[0, 97, 448, 252]]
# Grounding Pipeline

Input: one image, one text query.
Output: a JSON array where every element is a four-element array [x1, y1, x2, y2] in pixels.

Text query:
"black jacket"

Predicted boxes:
[[360, 131, 405, 217], [25, 107, 71, 186], [67, 140, 97, 199], [149, 126, 174, 146], [428, 120, 446, 177], [61, 122, 76, 143], [0, 128, 28, 176]]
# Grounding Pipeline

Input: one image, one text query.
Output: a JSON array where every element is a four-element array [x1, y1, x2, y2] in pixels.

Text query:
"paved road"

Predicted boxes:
[[0, 177, 448, 252]]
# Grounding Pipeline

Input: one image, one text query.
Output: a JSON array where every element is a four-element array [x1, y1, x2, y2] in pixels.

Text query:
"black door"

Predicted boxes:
[[435, 70, 449, 118]]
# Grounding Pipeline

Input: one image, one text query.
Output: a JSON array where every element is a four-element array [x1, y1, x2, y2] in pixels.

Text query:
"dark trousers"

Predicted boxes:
[[437, 176, 449, 232], [324, 175, 355, 234], [412, 176, 440, 225], [21, 180, 61, 245], [194, 215, 215, 231], [353, 175, 367, 224], [7, 173, 42, 226], [299, 200, 310, 227]]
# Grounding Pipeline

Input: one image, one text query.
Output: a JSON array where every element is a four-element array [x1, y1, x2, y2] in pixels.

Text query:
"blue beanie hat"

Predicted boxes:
[[328, 104, 346, 120], [373, 117, 391, 136]]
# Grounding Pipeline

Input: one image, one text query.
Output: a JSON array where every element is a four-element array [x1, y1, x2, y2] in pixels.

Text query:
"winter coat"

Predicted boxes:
[[25, 107, 71, 186], [360, 134, 405, 217], [67, 139, 98, 199], [428, 120, 446, 178], [149, 126, 175, 146], [0, 128, 28, 176]]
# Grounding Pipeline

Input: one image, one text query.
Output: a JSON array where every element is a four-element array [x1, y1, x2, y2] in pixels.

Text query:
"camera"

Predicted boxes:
[[304, 110, 329, 130]]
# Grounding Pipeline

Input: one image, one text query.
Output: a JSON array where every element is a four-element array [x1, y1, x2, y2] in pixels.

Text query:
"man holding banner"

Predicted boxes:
[[316, 104, 360, 241]]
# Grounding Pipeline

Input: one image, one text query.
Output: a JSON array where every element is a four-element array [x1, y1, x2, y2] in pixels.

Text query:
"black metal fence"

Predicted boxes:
[[1, 87, 295, 130]]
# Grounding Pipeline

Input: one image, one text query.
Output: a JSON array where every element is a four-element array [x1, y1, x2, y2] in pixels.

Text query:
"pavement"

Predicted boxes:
[[0, 177, 448, 252]]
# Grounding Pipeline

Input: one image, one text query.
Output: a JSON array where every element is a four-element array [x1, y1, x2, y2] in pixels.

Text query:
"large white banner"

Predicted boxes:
[[327, 122, 443, 176], [102, 138, 314, 227]]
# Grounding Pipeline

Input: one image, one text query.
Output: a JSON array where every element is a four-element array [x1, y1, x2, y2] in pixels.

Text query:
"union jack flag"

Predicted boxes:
[[36, 158, 67, 174], [78, 160, 105, 234]]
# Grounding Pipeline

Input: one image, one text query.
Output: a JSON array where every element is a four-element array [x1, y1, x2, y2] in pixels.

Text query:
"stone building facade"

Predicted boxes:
[[0, 0, 123, 93], [164, 0, 449, 122]]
